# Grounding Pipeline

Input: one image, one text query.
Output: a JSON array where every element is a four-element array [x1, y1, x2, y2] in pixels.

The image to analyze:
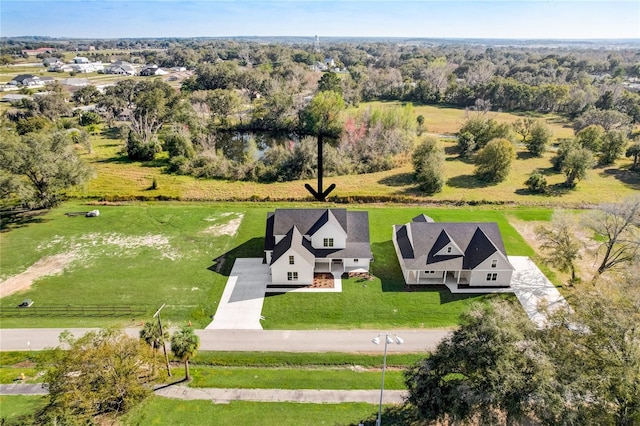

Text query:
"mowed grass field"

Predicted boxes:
[[71, 103, 639, 205], [0, 202, 545, 329]]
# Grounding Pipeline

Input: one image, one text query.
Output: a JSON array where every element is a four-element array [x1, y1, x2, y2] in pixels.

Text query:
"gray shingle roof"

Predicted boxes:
[[271, 226, 315, 265], [265, 209, 372, 261], [272, 208, 347, 236], [395, 222, 509, 271]]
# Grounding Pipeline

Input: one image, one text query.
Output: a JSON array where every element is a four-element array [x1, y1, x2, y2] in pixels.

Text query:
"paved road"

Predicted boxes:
[[0, 328, 451, 352]]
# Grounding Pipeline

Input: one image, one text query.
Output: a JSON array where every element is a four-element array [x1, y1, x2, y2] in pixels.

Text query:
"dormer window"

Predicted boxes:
[[323, 238, 334, 248], [289, 255, 295, 265]]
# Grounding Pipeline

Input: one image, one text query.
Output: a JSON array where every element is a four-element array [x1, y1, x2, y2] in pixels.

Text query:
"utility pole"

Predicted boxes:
[[153, 303, 171, 377]]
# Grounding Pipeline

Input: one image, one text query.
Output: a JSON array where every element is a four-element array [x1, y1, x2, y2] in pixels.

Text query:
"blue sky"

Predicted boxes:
[[2, 1, 639, 39]]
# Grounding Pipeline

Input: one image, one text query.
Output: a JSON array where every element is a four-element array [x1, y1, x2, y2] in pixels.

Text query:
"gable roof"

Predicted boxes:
[[270, 226, 315, 266], [395, 221, 511, 271], [307, 209, 347, 237], [265, 208, 371, 260], [413, 214, 434, 223], [272, 208, 348, 236], [12, 74, 37, 83]]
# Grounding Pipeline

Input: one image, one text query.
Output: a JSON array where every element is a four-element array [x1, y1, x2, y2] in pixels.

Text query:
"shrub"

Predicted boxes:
[[525, 172, 548, 194], [474, 138, 516, 183], [413, 136, 445, 194], [126, 131, 160, 161]]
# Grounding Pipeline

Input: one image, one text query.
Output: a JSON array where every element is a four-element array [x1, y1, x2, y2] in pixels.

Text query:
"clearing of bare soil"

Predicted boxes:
[[0, 253, 76, 298], [202, 213, 244, 236], [1, 232, 180, 299]]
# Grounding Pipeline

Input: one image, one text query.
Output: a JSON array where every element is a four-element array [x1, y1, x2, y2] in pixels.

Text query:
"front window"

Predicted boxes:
[[287, 272, 298, 281], [323, 238, 334, 247], [486, 273, 497, 281], [289, 255, 295, 265], [353, 259, 358, 263]]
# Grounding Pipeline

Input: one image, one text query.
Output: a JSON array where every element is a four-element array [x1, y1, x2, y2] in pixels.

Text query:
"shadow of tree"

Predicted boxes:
[[446, 174, 493, 189], [208, 237, 265, 276], [516, 151, 540, 160], [101, 126, 125, 140], [378, 173, 414, 187], [600, 167, 640, 189], [0, 209, 48, 233], [344, 404, 421, 426], [444, 144, 460, 156], [97, 155, 133, 164]]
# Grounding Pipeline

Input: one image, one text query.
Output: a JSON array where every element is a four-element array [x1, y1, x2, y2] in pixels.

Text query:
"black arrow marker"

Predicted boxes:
[[305, 134, 336, 201]]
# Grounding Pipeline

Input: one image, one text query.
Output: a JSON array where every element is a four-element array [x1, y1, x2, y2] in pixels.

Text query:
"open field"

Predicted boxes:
[[1, 202, 544, 329], [68, 103, 639, 206]]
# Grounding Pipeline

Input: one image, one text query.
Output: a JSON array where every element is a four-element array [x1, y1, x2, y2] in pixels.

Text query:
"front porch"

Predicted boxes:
[[406, 270, 469, 286]]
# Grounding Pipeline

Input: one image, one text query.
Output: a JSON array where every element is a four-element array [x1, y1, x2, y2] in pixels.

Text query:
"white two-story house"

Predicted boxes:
[[393, 214, 514, 289], [264, 209, 372, 285]]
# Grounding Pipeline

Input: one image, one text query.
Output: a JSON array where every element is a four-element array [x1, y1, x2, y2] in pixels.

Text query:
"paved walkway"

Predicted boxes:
[[0, 383, 405, 404], [155, 385, 405, 404], [509, 256, 569, 327], [207, 258, 268, 330], [0, 383, 47, 395], [0, 329, 451, 352]]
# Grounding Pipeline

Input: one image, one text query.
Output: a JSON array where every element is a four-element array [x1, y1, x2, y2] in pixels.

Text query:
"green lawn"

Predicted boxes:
[[1, 201, 546, 329], [0, 395, 47, 422], [123, 398, 385, 426], [182, 366, 405, 390]]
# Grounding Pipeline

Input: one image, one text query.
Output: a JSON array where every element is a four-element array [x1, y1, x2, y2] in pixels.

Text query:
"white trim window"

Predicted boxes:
[[323, 238, 334, 247], [486, 273, 497, 281], [287, 272, 298, 281], [289, 255, 295, 265], [491, 259, 497, 268]]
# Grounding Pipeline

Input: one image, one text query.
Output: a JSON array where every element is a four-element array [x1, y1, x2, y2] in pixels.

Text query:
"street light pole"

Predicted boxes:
[[153, 303, 171, 377], [372, 333, 403, 426]]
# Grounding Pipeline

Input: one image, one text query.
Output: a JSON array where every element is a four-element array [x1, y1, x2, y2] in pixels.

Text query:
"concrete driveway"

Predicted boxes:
[[206, 258, 268, 330], [508, 256, 569, 327]]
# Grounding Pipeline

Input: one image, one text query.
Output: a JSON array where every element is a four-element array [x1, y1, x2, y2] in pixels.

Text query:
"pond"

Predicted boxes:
[[215, 131, 301, 162]]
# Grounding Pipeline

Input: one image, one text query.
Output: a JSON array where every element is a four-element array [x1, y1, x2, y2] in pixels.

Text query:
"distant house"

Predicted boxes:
[[73, 57, 90, 64], [170, 66, 187, 72], [139, 65, 168, 76], [105, 61, 136, 76], [392, 215, 514, 289], [7, 74, 51, 87], [265, 209, 372, 285], [21, 47, 56, 56], [43, 57, 64, 68]]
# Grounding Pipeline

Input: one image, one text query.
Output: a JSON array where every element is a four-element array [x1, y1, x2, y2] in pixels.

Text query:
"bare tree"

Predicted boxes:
[[536, 211, 584, 285], [583, 196, 640, 275]]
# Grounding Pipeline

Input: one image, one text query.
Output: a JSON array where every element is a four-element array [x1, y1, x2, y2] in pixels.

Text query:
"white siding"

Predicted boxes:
[[344, 258, 370, 271], [310, 222, 346, 249], [270, 248, 314, 285], [468, 269, 513, 286]]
